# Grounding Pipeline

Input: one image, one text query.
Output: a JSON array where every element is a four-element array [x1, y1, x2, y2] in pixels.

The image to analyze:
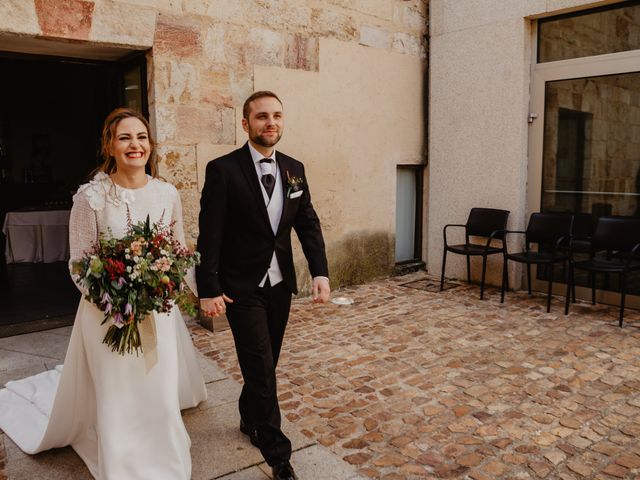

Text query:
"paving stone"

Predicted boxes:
[[615, 453, 640, 469], [566, 459, 593, 476], [528, 460, 552, 477], [601, 463, 629, 478]]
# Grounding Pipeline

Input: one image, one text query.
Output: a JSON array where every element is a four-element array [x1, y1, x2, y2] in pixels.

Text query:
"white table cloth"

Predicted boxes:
[[2, 210, 71, 263]]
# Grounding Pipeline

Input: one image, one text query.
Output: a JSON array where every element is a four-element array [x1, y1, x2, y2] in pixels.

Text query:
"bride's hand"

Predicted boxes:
[[200, 295, 233, 317]]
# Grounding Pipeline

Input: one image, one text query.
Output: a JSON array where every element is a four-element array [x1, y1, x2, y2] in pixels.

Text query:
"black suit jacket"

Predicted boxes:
[[196, 143, 329, 300]]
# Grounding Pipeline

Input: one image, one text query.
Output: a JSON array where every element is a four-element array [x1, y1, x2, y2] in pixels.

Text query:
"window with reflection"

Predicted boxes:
[[538, 1, 640, 63], [542, 72, 640, 218]]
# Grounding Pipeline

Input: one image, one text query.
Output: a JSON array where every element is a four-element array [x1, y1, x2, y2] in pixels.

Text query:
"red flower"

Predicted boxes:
[[104, 258, 126, 281]]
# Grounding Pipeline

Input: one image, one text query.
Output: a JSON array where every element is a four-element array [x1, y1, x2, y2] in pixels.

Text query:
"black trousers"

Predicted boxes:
[[225, 279, 292, 466]]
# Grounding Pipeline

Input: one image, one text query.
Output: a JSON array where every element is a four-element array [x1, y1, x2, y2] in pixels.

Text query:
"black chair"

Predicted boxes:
[[500, 213, 573, 312], [441, 208, 510, 299], [565, 216, 640, 326]]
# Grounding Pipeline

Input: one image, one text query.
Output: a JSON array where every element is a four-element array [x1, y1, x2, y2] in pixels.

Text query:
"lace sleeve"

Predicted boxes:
[[171, 188, 198, 297], [68, 189, 98, 293]]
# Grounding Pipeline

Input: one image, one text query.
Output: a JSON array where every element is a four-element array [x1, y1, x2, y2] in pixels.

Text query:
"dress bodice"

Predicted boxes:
[[70, 172, 185, 258]]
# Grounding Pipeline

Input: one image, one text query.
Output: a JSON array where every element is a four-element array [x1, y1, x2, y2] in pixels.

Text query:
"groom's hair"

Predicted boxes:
[[242, 91, 282, 120]]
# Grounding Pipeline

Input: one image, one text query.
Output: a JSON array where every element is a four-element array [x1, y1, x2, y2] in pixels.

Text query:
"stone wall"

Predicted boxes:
[[0, 0, 428, 291]]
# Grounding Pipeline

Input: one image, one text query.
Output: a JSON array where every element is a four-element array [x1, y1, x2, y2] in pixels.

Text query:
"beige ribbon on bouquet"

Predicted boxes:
[[139, 314, 158, 373]]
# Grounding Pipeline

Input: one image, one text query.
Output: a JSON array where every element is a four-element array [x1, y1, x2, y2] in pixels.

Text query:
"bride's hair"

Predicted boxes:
[[92, 108, 159, 178]]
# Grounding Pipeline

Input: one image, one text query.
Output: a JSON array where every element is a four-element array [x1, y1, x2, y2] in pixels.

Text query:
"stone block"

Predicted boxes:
[[0, 330, 69, 362], [155, 59, 198, 104], [175, 105, 235, 145], [392, 32, 424, 57], [178, 188, 201, 245], [154, 14, 202, 57], [359, 25, 392, 50], [210, 25, 283, 68], [156, 144, 198, 190], [284, 34, 319, 71], [230, 68, 254, 107], [196, 143, 239, 190], [200, 69, 233, 106], [258, 444, 365, 480], [34, 0, 93, 40], [249, 27, 284, 67], [90, 0, 155, 47], [246, 0, 310, 31], [153, 104, 178, 143], [113, 0, 180, 13], [329, 0, 393, 21], [203, 24, 226, 64], [217, 466, 270, 480], [0, 0, 40, 35], [183, 0, 244, 21], [394, 3, 427, 33], [311, 8, 358, 41]]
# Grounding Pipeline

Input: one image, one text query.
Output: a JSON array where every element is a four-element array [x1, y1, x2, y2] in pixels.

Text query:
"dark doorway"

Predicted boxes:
[[0, 51, 147, 336]]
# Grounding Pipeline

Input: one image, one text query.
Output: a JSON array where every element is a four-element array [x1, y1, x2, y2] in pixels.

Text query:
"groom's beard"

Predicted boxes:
[[249, 129, 282, 148]]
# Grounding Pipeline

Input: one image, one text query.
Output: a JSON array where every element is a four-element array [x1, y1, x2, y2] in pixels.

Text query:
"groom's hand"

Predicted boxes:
[[312, 277, 330, 303], [200, 295, 233, 317]]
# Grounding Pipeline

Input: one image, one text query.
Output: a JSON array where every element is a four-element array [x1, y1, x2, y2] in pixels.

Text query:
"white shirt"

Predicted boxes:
[[248, 142, 284, 287]]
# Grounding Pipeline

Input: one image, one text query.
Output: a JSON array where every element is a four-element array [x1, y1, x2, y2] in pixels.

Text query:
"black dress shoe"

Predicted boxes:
[[239, 419, 260, 447], [272, 461, 297, 480]]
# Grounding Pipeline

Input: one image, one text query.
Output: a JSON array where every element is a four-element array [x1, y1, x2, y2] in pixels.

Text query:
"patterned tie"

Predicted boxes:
[[259, 158, 275, 199]]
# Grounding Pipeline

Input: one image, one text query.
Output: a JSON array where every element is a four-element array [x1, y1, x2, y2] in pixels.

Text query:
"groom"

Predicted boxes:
[[196, 91, 330, 480]]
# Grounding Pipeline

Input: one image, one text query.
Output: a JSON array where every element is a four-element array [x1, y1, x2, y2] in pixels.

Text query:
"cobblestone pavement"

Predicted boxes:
[[192, 272, 640, 480]]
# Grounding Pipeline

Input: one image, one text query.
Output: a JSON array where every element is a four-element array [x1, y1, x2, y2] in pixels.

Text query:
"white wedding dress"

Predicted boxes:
[[0, 173, 207, 479]]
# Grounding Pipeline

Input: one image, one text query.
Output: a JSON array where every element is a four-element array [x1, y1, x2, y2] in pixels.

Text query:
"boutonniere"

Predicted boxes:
[[286, 171, 303, 198]]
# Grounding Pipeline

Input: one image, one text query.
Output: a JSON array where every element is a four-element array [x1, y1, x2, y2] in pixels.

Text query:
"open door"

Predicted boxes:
[[0, 50, 149, 337]]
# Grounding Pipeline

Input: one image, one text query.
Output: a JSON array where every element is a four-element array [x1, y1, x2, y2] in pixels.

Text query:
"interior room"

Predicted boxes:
[[0, 53, 125, 336]]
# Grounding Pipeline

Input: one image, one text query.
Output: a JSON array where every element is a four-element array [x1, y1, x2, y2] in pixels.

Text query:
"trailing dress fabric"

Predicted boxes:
[[0, 173, 207, 479]]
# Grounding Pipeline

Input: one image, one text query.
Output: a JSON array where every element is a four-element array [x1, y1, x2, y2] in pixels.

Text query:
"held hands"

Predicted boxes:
[[312, 277, 330, 303], [200, 295, 233, 317]]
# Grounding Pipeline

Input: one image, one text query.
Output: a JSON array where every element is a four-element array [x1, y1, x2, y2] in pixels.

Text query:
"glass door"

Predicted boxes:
[[528, 2, 640, 306]]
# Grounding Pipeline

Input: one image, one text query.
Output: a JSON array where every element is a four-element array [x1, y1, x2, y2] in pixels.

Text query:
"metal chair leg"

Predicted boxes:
[[504, 255, 510, 291], [546, 264, 554, 313], [440, 249, 447, 292], [527, 263, 532, 295], [466, 255, 471, 284], [619, 273, 626, 327], [500, 256, 508, 303], [590, 272, 596, 305], [480, 255, 488, 300], [564, 263, 572, 315]]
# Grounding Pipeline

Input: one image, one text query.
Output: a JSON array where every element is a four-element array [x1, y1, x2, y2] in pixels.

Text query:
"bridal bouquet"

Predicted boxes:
[[72, 215, 200, 355]]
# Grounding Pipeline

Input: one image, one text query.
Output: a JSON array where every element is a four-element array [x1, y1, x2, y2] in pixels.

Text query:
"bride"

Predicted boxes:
[[0, 108, 207, 479]]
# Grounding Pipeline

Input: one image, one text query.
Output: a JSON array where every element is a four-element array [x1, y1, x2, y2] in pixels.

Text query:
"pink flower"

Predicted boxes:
[[130, 240, 143, 256], [112, 313, 125, 329], [154, 257, 172, 272], [101, 292, 112, 305]]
